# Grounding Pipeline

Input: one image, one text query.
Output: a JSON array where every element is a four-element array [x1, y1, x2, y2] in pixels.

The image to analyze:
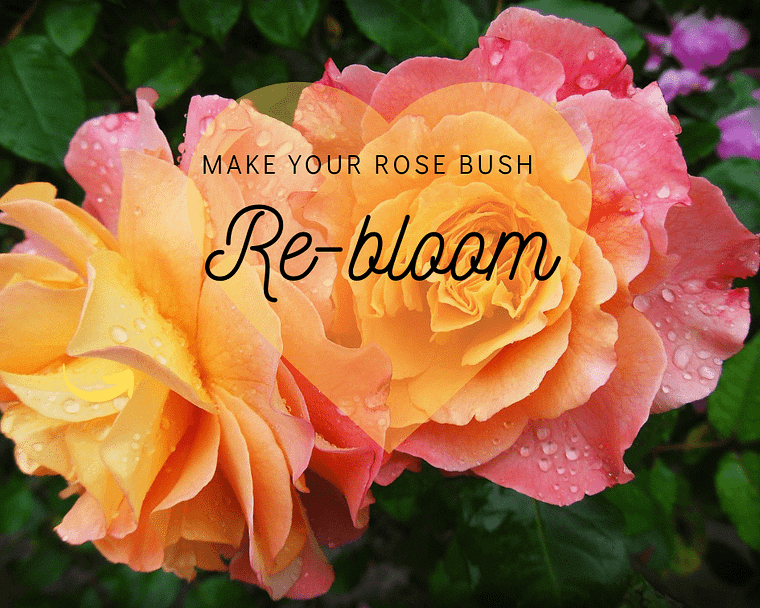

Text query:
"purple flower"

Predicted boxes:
[[670, 12, 749, 72], [717, 105, 760, 161], [658, 68, 714, 103], [645, 33, 671, 72]]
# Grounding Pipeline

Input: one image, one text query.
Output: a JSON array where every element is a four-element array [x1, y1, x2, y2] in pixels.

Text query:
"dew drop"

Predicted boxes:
[[33, 443, 43, 452], [538, 458, 551, 472], [256, 130, 272, 147], [79, 140, 89, 150], [293, 109, 304, 122], [683, 372, 692, 380], [63, 399, 80, 414], [565, 446, 579, 461], [661, 288, 675, 303], [683, 279, 702, 294], [130, 442, 140, 450], [656, 185, 670, 199], [519, 445, 531, 457], [113, 396, 128, 411], [576, 73, 600, 89], [632, 295, 650, 312], [535, 426, 550, 441], [275, 140, 293, 157], [667, 330, 677, 342], [698, 366, 716, 380], [110, 325, 128, 344], [662, 385, 671, 394], [156, 355, 167, 365], [150, 337, 162, 349], [134, 317, 147, 331], [200, 116, 214, 135], [489, 50, 504, 66], [587, 50, 596, 60], [542, 441, 558, 455], [673, 345, 691, 369], [713, 357, 722, 365], [104, 115, 120, 131], [556, 465, 566, 474], [696, 350, 710, 359], [570, 485, 578, 493]]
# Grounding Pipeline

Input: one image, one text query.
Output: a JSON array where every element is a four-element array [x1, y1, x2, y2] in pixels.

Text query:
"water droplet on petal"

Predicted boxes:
[[656, 185, 670, 199], [565, 446, 579, 461], [673, 345, 691, 369], [661, 288, 675, 303], [293, 109, 303, 122], [713, 357, 722, 365], [275, 140, 293, 157], [570, 485, 578, 493], [110, 325, 128, 344], [542, 441, 558, 455], [33, 443, 43, 452], [587, 50, 596, 60], [662, 385, 671, 394], [538, 458, 551, 472], [683, 279, 702, 294], [63, 399, 80, 414], [535, 426, 550, 441], [667, 330, 677, 342], [489, 50, 504, 66], [150, 337, 162, 349], [256, 130, 272, 147], [519, 445, 531, 457], [134, 317, 147, 331], [633, 295, 650, 312], [104, 115, 120, 131], [698, 366, 716, 379], [156, 355, 167, 365], [576, 73, 600, 89]]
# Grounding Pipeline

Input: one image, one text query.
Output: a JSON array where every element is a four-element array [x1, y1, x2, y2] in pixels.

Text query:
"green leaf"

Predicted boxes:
[[648, 459, 677, 517], [230, 55, 289, 98], [519, 0, 644, 58], [0, 36, 86, 166], [183, 576, 251, 608], [701, 157, 760, 233], [44, 0, 102, 56], [124, 30, 204, 108], [462, 488, 629, 606], [715, 72, 760, 120], [373, 467, 438, 522], [708, 332, 760, 443], [345, 0, 480, 59], [677, 120, 720, 165], [715, 451, 760, 551], [179, 0, 242, 44], [247, 0, 320, 48], [0, 477, 44, 533]]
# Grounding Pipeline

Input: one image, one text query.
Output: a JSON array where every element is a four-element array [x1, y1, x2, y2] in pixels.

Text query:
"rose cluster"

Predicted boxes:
[[1, 7, 757, 599]]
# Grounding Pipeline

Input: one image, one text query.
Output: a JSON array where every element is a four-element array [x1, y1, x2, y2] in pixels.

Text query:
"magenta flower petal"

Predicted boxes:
[[717, 106, 760, 160], [670, 12, 749, 71]]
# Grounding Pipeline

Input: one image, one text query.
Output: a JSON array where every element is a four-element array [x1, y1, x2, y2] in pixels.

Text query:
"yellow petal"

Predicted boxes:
[[66, 249, 213, 411]]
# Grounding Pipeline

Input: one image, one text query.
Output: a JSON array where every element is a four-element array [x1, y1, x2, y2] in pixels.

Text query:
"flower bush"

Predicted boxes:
[[1, 1, 759, 606]]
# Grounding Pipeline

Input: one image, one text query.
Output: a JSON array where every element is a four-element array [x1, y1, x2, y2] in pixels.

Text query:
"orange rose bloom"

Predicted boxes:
[[0, 90, 390, 599], [288, 8, 759, 503]]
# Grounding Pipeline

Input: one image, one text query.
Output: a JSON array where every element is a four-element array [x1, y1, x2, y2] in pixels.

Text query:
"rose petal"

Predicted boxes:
[[474, 307, 665, 504], [486, 7, 633, 101], [65, 88, 172, 234], [640, 176, 759, 411]]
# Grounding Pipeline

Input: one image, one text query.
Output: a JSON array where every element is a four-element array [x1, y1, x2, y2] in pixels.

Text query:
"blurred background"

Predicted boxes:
[[1, 0, 759, 606]]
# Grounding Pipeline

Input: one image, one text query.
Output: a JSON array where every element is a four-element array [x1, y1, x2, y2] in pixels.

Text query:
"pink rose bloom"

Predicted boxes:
[[670, 12, 749, 72], [294, 7, 759, 505], [717, 105, 760, 160], [658, 67, 714, 102]]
